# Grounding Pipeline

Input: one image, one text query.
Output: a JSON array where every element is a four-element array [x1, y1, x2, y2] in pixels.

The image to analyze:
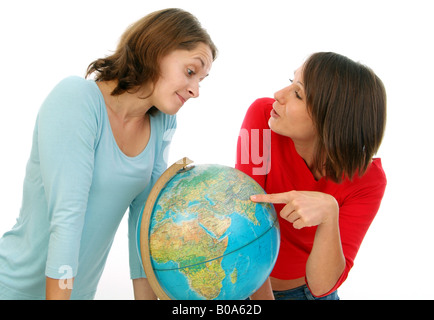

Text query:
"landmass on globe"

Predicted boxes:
[[147, 164, 279, 300]]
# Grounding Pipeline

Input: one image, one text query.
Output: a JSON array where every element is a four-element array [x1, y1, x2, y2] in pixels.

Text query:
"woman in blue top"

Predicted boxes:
[[0, 8, 217, 300]]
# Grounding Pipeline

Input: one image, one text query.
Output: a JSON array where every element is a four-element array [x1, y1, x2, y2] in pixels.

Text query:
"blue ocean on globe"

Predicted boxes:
[[138, 164, 280, 300]]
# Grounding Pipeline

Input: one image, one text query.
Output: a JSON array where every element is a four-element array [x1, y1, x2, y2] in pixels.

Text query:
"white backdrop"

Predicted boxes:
[[0, 0, 432, 300]]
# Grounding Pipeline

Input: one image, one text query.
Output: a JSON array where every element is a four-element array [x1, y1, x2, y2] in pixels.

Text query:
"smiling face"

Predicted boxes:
[[269, 66, 317, 147], [150, 42, 213, 115]]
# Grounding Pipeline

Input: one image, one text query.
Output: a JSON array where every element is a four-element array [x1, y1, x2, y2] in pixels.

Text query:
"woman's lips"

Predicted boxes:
[[177, 93, 186, 105], [270, 108, 279, 118]]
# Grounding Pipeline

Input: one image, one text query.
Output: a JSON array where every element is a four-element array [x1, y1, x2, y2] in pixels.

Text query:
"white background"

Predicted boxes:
[[0, 0, 432, 299]]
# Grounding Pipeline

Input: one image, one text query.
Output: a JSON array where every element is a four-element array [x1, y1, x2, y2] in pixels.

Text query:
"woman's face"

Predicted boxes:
[[151, 42, 213, 115], [269, 65, 317, 146]]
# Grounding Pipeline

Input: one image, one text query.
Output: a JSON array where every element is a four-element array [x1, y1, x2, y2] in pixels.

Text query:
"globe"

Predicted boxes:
[[138, 158, 280, 300]]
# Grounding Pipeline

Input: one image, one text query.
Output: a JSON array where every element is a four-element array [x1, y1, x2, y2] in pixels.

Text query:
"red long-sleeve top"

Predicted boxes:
[[235, 98, 387, 296]]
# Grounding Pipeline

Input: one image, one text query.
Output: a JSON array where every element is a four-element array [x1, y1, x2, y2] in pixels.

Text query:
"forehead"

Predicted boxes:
[[189, 42, 213, 65], [294, 65, 304, 79], [165, 43, 213, 72]]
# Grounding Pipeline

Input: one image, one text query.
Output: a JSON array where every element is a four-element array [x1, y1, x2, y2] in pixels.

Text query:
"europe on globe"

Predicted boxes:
[[138, 158, 280, 300]]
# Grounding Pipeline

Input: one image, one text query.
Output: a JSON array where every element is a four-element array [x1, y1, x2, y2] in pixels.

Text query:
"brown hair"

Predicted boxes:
[[303, 52, 387, 183], [86, 8, 217, 97]]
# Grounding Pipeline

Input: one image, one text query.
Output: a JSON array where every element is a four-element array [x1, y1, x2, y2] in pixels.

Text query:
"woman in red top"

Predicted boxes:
[[236, 52, 387, 300]]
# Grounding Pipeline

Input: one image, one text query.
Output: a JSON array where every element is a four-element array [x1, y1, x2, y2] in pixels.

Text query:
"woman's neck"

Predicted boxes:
[[293, 140, 324, 180], [98, 80, 153, 121]]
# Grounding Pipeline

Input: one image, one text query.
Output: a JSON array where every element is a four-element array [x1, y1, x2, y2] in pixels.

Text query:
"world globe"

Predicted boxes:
[[138, 158, 280, 300]]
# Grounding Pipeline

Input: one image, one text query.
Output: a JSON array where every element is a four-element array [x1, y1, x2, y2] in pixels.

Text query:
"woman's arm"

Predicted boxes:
[[45, 277, 74, 300], [305, 199, 345, 296], [249, 278, 275, 300], [128, 113, 177, 300], [38, 77, 98, 292], [132, 278, 157, 300], [251, 191, 345, 297]]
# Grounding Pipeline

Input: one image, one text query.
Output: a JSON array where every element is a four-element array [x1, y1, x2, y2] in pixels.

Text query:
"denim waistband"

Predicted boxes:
[[273, 284, 339, 300]]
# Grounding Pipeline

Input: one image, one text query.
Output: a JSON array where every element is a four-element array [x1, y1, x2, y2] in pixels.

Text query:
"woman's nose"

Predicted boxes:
[[273, 85, 290, 103], [188, 81, 200, 98]]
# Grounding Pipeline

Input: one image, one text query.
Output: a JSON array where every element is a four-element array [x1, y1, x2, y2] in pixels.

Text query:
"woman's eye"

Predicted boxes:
[[187, 68, 195, 76], [289, 79, 302, 100], [295, 91, 302, 100]]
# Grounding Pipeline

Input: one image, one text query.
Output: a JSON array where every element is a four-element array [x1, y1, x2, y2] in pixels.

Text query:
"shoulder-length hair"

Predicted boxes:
[[303, 52, 387, 183], [86, 8, 217, 100]]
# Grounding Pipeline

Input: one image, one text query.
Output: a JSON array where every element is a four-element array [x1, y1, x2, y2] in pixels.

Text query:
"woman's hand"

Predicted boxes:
[[252, 190, 345, 296], [251, 191, 339, 229]]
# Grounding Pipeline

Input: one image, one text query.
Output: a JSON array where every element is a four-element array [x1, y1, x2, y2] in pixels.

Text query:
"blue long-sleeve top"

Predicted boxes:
[[0, 76, 176, 299]]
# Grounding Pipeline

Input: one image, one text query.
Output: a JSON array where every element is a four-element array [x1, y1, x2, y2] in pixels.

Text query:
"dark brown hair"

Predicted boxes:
[[86, 8, 217, 97], [303, 52, 387, 183]]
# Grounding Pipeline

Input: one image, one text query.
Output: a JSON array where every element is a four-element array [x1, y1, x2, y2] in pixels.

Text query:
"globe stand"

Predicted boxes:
[[139, 157, 194, 300]]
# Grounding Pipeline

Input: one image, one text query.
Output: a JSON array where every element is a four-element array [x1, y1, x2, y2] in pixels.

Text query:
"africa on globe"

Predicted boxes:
[[138, 158, 280, 300]]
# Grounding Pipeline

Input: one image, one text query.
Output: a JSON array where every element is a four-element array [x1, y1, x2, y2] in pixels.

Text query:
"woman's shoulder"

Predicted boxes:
[[150, 111, 177, 141], [52, 76, 100, 98], [52, 75, 89, 88], [39, 76, 104, 126], [359, 158, 387, 186], [241, 97, 275, 130], [43, 76, 102, 109], [150, 111, 177, 137], [57, 75, 88, 85], [337, 158, 387, 203], [248, 97, 275, 114]]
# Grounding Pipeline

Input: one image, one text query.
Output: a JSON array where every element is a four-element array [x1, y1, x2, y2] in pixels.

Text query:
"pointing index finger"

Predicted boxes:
[[250, 192, 289, 204]]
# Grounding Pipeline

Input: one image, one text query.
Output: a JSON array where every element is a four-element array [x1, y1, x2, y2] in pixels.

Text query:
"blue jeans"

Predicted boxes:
[[273, 285, 339, 300]]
